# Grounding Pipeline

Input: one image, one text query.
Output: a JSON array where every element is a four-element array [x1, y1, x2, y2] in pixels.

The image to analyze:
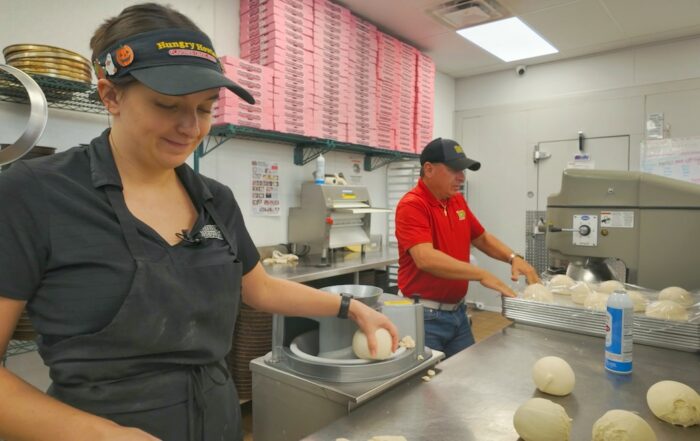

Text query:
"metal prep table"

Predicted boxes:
[[263, 249, 397, 283], [301, 323, 700, 441]]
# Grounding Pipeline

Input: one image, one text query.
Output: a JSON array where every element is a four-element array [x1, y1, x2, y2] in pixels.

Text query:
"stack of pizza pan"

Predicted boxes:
[[3, 44, 92, 84]]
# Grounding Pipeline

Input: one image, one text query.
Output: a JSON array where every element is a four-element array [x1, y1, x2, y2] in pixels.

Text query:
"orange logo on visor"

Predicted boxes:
[[115, 45, 134, 67]]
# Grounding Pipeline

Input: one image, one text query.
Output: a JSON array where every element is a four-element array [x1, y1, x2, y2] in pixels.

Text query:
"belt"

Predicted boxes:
[[418, 298, 465, 312]]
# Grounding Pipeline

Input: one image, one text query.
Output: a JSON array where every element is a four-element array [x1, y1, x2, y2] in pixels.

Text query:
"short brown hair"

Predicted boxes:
[[90, 3, 202, 85]]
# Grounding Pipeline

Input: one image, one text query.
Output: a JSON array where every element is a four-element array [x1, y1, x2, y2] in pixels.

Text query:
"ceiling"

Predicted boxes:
[[337, 0, 700, 78]]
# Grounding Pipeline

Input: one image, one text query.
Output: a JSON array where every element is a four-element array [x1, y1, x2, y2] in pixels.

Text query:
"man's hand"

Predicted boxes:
[[511, 257, 540, 284], [479, 272, 516, 297]]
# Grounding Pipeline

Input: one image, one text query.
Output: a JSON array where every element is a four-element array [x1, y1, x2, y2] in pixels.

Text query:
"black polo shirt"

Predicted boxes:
[[0, 129, 259, 343]]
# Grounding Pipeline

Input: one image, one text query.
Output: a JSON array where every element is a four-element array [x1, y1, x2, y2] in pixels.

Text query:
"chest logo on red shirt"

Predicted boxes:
[[456, 210, 466, 220]]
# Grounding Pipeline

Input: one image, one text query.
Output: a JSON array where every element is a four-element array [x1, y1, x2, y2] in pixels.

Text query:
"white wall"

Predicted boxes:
[[0, 0, 453, 247], [454, 36, 700, 310]]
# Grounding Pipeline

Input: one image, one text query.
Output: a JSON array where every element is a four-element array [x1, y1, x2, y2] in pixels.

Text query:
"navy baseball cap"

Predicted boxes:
[[420, 138, 481, 171], [94, 28, 254, 103]]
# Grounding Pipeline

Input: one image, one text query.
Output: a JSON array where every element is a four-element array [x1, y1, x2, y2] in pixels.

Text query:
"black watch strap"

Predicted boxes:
[[337, 294, 352, 319]]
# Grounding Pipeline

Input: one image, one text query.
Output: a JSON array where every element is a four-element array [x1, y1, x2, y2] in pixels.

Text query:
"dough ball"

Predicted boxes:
[[570, 282, 593, 305], [598, 280, 625, 294], [592, 410, 656, 441], [584, 291, 609, 312], [523, 283, 554, 303], [658, 286, 694, 308], [627, 290, 649, 312], [647, 380, 700, 427], [550, 275, 576, 294], [513, 397, 572, 441], [352, 328, 393, 360], [645, 300, 689, 322], [532, 356, 575, 396]]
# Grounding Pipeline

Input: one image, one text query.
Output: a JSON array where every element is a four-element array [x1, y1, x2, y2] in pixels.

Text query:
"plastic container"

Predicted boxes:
[[314, 153, 325, 185], [605, 290, 634, 374]]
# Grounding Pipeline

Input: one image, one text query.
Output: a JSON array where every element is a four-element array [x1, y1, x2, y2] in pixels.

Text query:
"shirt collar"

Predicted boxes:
[[416, 178, 452, 207], [88, 128, 213, 203]]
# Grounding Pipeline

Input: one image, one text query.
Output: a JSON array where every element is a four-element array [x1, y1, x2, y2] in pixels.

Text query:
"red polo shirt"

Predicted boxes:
[[395, 179, 485, 303]]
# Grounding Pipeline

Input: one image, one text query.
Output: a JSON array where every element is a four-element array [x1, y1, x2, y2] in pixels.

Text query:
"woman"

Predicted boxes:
[[0, 4, 398, 440]]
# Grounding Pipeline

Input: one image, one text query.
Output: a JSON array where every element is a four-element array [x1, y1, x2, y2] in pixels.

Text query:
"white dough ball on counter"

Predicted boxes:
[[658, 286, 694, 308], [352, 328, 393, 360], [570, 282, 593, 305], [584, 291, 609, 312], [627, 290, 649, 312], [532, 356, 575, 396], [645, 300, 689, 322], [647, 380, 700, 427], [513, 397, 572, 441], [592, 410, 656, 441], [598, 280, 625, 294], [523, 283, 554, 303]]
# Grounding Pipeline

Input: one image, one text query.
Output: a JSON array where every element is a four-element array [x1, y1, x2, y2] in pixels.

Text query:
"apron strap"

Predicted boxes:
[[105, 186, 147, 260]]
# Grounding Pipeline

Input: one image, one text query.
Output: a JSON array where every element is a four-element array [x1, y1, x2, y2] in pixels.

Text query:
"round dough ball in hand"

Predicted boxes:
[[647, 380, 700, 427], [645, 300, 689, 322], [658, 286, 694, 308], [352, 328, 393, 360], [598, 280, 625, 294], [523, 283, 554, 303], [513, 397, 572, 441], [532, 356, 575, 396], [592, 410, 656, 441]]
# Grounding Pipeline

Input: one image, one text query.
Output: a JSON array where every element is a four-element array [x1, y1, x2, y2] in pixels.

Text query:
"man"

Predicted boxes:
[[395, 137, 539, 357]]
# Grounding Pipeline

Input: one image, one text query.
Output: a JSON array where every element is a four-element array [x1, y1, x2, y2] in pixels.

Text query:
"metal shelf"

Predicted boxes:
[[194, 124, 420, 173], [0, 70, 106, 114], [2, 340, 38, 366], [0, 74, 419, 171]]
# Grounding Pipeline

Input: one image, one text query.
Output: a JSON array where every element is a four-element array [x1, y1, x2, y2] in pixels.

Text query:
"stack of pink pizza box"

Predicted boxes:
[[375, 32, 402, 151], [414, 51, 435, 152], [395, 41, 418, 153], [311, 0, 352, 141], [213, 56, 274, 130], [240, 0, 315, 136], [345, 14, 378, 147]]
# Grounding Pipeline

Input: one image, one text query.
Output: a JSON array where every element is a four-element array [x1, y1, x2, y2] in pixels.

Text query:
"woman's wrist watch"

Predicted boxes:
[[337, 294, 352, 319], [508, 252, 524, 264]]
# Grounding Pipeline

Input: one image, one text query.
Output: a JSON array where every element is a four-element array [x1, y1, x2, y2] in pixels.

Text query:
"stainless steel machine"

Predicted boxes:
[[544, 169, 700, 289], [250, 285, 443, 441], [288, 183, 391, 261]]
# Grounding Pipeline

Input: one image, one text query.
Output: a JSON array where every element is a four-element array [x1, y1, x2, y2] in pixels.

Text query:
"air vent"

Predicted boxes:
[[428, 0, 511, 29]]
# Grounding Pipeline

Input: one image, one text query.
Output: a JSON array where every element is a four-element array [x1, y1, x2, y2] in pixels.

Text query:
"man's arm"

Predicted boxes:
[[409, 243, 515, 297], [472, 232, 540, 284]]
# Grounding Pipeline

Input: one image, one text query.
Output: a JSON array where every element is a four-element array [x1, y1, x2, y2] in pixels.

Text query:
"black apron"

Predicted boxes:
[[39, 184, 244, 441]]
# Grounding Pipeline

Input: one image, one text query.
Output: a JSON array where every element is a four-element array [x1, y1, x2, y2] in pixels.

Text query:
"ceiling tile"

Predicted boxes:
[[522, 0, 625, 50], [498, 0, 580, 15], [601, 0, 700, 37]]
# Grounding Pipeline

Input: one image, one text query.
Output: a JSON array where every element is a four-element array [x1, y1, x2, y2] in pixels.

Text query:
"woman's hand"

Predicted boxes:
[[347, 300, 399, 357]]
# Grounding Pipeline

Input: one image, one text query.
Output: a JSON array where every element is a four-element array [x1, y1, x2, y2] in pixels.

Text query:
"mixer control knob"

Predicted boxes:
[[325, 216, 334, 225], [578, 225, 591, 236]]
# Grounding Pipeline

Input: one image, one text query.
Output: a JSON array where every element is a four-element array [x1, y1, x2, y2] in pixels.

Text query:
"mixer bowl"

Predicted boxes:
[[566, 259, 618, 284], [320, 285, 382, 307]]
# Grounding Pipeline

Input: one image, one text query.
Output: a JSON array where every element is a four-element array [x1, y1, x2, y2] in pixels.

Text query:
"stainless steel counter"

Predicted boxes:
[[302, 323, 700, 441], [262, 249, 397, 283]]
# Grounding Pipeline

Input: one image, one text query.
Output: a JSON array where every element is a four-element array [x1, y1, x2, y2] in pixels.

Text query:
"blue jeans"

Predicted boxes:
[[423, 304, 475, 358]]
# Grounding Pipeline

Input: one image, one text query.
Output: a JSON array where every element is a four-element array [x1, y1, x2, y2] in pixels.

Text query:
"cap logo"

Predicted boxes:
[[454, 145, 464, 154], [104, 53, 117, 76], [156, 40, 217, 63], [115, 45, 134, 67]]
